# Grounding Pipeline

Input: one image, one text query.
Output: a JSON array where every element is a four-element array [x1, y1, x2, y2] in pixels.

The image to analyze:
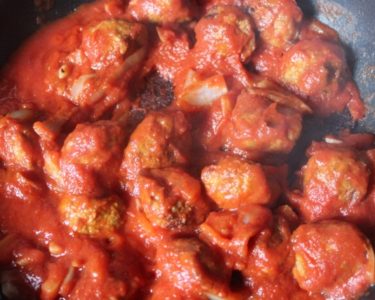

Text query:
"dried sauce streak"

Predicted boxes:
[[0, 0, 373, 299]]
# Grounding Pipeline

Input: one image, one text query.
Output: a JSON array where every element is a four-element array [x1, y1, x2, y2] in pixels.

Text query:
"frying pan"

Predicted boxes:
[[0, 0, 375, 299]]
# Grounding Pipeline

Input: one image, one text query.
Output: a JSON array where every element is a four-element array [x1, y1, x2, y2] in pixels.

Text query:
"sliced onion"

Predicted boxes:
[[324, 136, 343, 145], [156, 27, 168, 43], [183, 69, 200, 89], [179, 74, 228, 107], [8, 109, 36, 121], [205, 293, 224, 300], [250, 77, 312, 114], [122, 47, 146, 72], [70, 74, 96, 102], [58, 265, 77, 296], [109, 47, 147, 81]]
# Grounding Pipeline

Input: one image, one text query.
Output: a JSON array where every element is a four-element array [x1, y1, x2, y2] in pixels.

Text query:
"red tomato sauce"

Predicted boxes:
[[0, 0, 373, 299]]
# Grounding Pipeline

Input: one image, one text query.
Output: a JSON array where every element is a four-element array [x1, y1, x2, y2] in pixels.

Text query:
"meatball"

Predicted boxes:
[[194, 5, 256, 64], [0, 170, 45, 202], [280, 39, 362, 117], [245, 206, 295, 280], [293, 147, 369, 222], [61, 121, 125, 169], [3, 16, 148, 119], [0, 116, 41, 171], [81, 19, 147, 71], [120, 111, 191, 186], [60, 19, 147, 116], [199, 205, 272, 268], [280, 39, 346, 97], [201, 157, 272, 209], [138, 168, 210, 232], [243, 206, 307, 299], [291, 221, 375, 299], [153, 238, 236, 299], [245, 0, 302, 48], [223, 91, 302, 155], [127, 0, 195, 24], [59, 194, 123, 236], [57, 121, 125, 197]]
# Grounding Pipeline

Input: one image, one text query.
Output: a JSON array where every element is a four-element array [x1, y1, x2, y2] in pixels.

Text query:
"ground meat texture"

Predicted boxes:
[[280, 40, 347, 98], [120, 110, 191, 186], [194, 5, 256, 64], [291, 221, 375, 299], [222, 91, 302, 155], [199, 205, 272, 268], [57, 121, 125, 197], [279, 39, 364, 119], [127, 0, 195, 24], [0, 116, 42, 171], [292, 147, 369, 222], [243, 207, 311, 299], [81, 19, 143, 71], [201, 157, 272, 209], [59, 194, 123, 236], [140, 72, 174, 111], [152, 238, 237, 299], [138, 168, 210, 233], [245, 0, 302, 48]]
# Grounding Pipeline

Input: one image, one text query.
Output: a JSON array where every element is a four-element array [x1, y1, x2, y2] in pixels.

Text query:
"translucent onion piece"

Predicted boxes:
[[179, 75, 228, 107], [70, 74, 96, 101], [250, 77, 312, 114]]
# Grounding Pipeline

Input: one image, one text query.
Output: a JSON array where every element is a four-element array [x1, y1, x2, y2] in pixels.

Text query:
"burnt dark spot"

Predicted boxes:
[[127, 108, 146, 130], [324, 62, 339, 84], [230, 270, 246, 292], [140, 71, 174, 111]]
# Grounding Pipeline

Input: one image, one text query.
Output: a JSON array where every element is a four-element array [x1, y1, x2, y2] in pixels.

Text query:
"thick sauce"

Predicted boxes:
[[0, 0, 373, 299]]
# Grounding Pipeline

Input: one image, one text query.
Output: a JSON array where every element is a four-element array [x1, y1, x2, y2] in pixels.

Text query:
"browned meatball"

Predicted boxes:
[[243, 206, 309, 299], [0, 116, 41, 171], [290, 147, 369, 222], [246, 0, 302, 48], [81, 19, 147, 71], [138, 168, 210, 232], [280, 39, 364, 118], [127, 0, 195, 23], [120, 110, 191, 188], [152, 238, 239, 299], [61, 121, 125, 196], [292, 221, 375, 299], [54, 19, 147, 118], [59, 194, 123, 236], [42, 121, 125, 197], [223, 90, 302, 156], [200, 205, 272, 269], [194, 5, 256, 64], [201, 157, 272, 209]]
